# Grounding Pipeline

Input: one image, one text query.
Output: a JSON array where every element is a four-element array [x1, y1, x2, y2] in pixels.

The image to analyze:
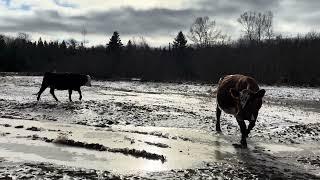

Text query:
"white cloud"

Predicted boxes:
[[58, 0, 186, 10], [0, 0, 319, 46]]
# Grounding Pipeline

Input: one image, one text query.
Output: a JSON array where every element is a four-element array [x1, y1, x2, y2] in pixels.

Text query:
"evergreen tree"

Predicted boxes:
[[48, 41, 54, 47], [37, 37, 44, 48], [126, 40, 134, 51], [44, 40, 48, 48], [173, 31, 187, 49], [107, 31, 123, 53], [53, 41, 59, 49], [127, 40, 133, 48], [0, 35, 5, 50], [60, 40, 67, 49]]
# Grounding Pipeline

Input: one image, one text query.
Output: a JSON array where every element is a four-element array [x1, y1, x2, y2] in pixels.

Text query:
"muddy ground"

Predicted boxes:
[[0, 75, 319, 179]]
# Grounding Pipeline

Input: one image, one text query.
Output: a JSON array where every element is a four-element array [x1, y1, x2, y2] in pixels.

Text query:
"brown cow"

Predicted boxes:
[[216, 74, 265, 148]]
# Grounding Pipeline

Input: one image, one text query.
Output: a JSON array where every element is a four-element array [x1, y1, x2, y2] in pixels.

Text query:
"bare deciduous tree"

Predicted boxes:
[[81, 25, 88, 47], [131, 36, 150, 49], [67, 38, 78, 49], [238, 11, 274, 42], [238, 12, 256, 41], [17, 32, 30, 41], [265, 11, 274, 40], [16, 33, 31, 45], [188, 16, 225, 47], [305, 31, 320, 40]]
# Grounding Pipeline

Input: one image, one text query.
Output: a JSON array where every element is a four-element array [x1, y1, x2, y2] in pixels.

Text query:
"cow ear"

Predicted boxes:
[[230, 88, 240, 99], [255, 89, 266, 98]]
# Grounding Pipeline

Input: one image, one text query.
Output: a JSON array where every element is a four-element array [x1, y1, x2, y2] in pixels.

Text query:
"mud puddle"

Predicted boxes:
[[0, 118, 234, 174], [1, 118, 319, 178]]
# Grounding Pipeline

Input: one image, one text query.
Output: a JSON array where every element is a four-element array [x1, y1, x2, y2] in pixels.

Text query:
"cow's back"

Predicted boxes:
[[43, 72, 87, 90], [217, 74, 259, 114]]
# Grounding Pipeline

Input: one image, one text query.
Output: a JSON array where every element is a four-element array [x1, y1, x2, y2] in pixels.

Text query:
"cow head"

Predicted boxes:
[[85, 75, 92, 87], [230, 88, 265, 120]]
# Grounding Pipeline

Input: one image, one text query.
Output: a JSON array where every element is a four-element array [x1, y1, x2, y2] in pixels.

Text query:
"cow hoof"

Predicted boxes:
[[245, 131, 251, 138], [232, 143, 247, 149], [240, 139, 247, 148]]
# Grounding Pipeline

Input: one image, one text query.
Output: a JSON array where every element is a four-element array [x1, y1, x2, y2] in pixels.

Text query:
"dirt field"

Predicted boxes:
[[0, 75, 319, 179]]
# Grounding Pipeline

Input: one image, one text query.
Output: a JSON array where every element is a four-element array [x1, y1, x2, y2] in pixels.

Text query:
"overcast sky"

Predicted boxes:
[[0, 0, 319, 46]]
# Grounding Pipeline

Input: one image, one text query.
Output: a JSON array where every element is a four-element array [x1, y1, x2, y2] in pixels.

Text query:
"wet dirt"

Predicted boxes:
[[0, 76, 319, 179]]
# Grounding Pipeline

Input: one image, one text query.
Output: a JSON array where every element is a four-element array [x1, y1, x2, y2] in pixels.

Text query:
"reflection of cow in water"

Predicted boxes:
[[216, 74, 265, 148], [36, 72, 92, 102]]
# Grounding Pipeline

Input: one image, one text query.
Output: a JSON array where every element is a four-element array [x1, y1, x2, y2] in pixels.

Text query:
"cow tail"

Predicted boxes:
[[210, 75, 226, 97]]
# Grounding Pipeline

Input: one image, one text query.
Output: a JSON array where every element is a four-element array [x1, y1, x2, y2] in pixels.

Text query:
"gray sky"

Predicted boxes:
[[0, 0, 319, 46]]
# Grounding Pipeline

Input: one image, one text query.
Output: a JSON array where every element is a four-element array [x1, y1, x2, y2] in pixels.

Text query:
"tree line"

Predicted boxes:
[[0, 11, 320, 86]]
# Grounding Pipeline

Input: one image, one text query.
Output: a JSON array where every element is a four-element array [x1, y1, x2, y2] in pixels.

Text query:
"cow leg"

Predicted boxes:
[[77, 89, 82, 101], [50, 88, 59, 101], [246, 121, 255, 138], [246, 113, 258, 137], [37, 85, 47, 101], [237, 119, 247, 148], [68, 89, 73, 102], [216, 105, 222, 132]]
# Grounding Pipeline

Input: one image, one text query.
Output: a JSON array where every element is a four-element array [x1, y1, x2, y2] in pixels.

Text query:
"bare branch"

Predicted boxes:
[[238, 11, 274, 42], [188, 16, 227, 47]]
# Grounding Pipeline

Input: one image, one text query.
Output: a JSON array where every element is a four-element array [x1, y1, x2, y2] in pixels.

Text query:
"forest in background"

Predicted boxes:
[[0, 11, 320, 86]]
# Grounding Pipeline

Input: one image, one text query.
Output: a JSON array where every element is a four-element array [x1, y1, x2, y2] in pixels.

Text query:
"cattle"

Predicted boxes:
[[215, 74, 265, 148], [36, 72, 92, 102]]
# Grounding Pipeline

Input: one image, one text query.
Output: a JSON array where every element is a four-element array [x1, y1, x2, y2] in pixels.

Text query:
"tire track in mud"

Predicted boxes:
[[3, 96, 318, 146], [0, 161, 127, 179], [0, 124, 167, 163], [264, 97, 320, 113], [0, 96, 203, 128], [49, 136, 167, 162], [274, 123, 320, 143], [1, 121, 320, 179], [98, 83, 213, 98]]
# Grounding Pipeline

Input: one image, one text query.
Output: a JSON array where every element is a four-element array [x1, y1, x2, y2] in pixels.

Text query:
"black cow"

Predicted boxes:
[[216, 74, 265, 148], [36, 72, 92, 101]]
